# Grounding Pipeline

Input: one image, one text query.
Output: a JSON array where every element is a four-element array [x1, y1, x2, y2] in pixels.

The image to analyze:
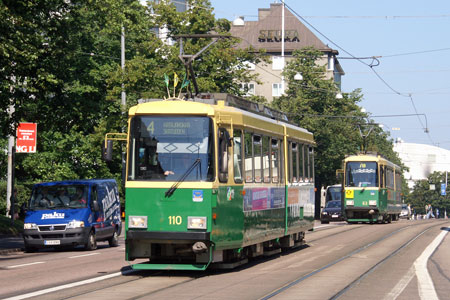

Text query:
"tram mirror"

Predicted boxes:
[[102, 140, 113, 161], [336, 169, 344, 183]]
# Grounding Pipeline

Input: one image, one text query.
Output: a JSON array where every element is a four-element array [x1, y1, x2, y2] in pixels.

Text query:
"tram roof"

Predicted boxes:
[[344, 152, 400, 169], [132, 93, 314, 142]]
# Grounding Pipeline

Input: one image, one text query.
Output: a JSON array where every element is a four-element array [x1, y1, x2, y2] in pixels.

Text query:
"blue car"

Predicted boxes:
[[23, 179, 121, 252]]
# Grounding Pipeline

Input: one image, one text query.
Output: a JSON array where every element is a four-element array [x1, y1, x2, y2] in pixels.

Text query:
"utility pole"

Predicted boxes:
[[6, 83, 15, 218], [121, 26, 126, 108]]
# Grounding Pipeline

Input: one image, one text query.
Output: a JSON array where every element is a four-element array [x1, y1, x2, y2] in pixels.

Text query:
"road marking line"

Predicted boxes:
[[3, 270, 134, 300], [414, 228, 448, 300], [7, 262, 45, 269], [68, 253, 100, 259], [383, 266, 415, 300]]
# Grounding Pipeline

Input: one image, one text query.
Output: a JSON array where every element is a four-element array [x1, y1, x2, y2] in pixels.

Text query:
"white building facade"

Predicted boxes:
[[393, 141, 450, 189]]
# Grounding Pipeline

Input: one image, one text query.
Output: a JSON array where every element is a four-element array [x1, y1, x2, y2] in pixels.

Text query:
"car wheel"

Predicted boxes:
[[85, 231, 97, 251], [108, 230, 119, 247], [321, 220, 329, 224]]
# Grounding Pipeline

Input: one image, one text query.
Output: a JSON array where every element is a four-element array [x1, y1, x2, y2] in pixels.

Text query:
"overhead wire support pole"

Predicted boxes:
[[176, 34, 230, 97]]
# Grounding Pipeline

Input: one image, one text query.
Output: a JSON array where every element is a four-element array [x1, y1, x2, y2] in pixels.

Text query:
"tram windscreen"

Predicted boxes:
[[345, 162, 378, 187], [128, 116, 214, 181]]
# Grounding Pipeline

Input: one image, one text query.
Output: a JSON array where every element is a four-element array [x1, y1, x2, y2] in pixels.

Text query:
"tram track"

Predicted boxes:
[[259, 221, 446, 300], [11, 221, 446, 300], [306, 224, 363, 244]]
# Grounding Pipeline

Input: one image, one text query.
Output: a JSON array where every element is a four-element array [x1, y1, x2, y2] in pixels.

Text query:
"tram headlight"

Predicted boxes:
[[129, 216, 148, 229], [346, 200, 354, 206], [369, 200, 377, 206], [187, 216, 207, 229]]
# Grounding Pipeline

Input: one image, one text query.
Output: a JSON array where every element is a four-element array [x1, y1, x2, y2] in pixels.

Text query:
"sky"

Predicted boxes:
[[210, 0, 450, 150]]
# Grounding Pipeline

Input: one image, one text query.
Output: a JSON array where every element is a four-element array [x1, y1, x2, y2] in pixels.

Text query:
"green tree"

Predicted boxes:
[[106, 0, 266, 105], [272, 48, 407, 216], [1, 1, 147, 205], [407, 171, 450, 217], [1, 0, 269, 211]]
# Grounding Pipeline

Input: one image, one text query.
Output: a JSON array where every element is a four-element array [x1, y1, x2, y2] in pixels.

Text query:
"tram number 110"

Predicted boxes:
[[168, 216, 182, 225]]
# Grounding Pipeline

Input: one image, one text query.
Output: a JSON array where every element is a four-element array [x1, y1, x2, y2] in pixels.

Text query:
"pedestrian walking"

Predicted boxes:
[[426, 204, 435, 219]]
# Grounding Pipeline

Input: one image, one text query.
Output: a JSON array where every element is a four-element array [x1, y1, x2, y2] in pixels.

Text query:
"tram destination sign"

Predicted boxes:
[[144, 117, 208, 138], [16, 122, 37, 153]]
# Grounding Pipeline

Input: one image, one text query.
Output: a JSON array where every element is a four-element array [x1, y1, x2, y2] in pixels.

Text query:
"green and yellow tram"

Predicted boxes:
[[107, 93, 315, 270], [342, 153, 402, 224]]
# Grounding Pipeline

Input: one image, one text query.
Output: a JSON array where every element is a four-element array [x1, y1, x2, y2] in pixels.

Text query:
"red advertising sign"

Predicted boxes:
[[16, 123, 37, 153]]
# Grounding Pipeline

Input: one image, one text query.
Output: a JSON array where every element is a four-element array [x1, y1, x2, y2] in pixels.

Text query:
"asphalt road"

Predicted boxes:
[[1, 219, 449, 300]]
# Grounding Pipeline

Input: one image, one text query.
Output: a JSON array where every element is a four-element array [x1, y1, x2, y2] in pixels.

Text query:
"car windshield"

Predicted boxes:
[[127, 116, 214, 181], [326, 201, 341, 208], [29, 185, 88, 210], [326, 187, 341, 201], [345, 161, 378, 187]]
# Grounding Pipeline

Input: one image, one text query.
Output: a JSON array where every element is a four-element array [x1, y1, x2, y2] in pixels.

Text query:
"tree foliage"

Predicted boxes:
[[0, 0, 265, 207], [272, 48, 406, 191], [407, 171, 449, 216]]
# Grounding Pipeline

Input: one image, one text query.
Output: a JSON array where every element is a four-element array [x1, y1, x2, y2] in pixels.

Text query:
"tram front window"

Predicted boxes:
[[128, 116, 214, 181], [346, 162, 378, 187]]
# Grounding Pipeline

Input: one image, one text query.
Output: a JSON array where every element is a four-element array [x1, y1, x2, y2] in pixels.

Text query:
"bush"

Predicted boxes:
[[0, 181, 34, 216], [0, 214, 24, 235]]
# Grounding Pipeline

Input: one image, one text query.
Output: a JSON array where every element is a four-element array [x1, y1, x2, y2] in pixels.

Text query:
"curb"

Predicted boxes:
[[0, 247, 23, 255]]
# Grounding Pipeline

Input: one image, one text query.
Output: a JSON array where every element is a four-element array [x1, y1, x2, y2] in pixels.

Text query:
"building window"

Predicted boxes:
[[272, 56, 284, 70], [240, 83, 255, 96], [272, 83, 283, 97]]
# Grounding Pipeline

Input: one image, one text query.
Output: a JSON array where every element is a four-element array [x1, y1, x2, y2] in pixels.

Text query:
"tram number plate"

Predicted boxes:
[[332, 214, 339, 218], [44, 240, 60, 245]]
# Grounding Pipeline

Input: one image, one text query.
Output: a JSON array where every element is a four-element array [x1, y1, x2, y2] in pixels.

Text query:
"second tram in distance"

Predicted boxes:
[[342, 153, 402, 224]]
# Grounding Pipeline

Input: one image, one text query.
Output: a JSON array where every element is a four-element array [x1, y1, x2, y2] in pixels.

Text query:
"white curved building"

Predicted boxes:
[[393, 140, 450, 189]]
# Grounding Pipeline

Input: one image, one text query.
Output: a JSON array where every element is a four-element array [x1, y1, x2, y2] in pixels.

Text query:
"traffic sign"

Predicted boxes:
[[16, 123, 37, 153]]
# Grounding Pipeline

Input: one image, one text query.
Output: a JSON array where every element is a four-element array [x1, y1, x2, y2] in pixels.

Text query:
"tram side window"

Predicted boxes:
[[279, 139, 285, 183], [233, 129, 243, 183], [298, 144, 304, 181], [386, 168, 394, 189], [380, 165, 385, 188], [308, 146, 314, 181], [218, 128, 231, 183], [271, 138, 279, 183], [263, 136, 271, 183], [395, 171, 402, 191], [254, 135, 262, 183], [244, 132, 253, 183], [290, 142, 298, 182]]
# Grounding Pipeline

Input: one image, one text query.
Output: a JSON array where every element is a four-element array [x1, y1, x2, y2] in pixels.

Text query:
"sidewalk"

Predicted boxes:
[[0, 235, 24, 255]]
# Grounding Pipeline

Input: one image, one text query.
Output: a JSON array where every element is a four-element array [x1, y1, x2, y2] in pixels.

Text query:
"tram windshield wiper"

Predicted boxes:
[[165, 158, 201, 198]]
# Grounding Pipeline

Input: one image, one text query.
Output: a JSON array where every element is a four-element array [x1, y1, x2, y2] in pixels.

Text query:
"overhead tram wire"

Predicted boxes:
[[283, 0, 434, 143], [162, 1, 435, 144]]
